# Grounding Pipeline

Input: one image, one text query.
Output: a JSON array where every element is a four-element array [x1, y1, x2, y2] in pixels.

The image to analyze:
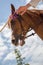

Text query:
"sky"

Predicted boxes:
[[0, 0, 43, 23], [0, 0, 43, 65], [0, 0, 26, 23]]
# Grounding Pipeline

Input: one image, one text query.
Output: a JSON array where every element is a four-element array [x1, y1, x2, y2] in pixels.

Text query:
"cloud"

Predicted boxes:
[[4, 51, 16, 61], [0, 1, 43, 65], [37, 4, 43, 10]]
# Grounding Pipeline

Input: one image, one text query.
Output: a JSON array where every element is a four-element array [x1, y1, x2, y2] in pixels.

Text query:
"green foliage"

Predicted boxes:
[[14, 49, 23, 65], [14, 49, 30, 65], [25, 64, 29, 65]]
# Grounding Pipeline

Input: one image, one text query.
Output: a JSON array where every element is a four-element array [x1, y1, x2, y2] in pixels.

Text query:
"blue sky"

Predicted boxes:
[[0, 0, 43, 65], [0, 0, 26, 23], [0, 0, 43, 23]]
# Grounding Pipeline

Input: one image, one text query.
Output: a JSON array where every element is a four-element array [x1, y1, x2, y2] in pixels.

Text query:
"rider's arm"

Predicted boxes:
[[16, 0, 41, 15], [26, 0, 40, 8]]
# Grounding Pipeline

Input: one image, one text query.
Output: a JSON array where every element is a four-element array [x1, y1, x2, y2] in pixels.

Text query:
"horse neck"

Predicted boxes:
[[26, 10, 42, 29]]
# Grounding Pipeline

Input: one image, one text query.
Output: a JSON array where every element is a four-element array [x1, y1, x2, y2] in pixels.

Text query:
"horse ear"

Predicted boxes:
[[11, 4, 15, 14]]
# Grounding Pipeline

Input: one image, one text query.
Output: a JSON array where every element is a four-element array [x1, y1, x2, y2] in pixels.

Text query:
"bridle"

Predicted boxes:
[[0, 12, 35, 39], [11, 13, 35, 39], [10, 13, 25, 34], [11, 13, 25, 40]]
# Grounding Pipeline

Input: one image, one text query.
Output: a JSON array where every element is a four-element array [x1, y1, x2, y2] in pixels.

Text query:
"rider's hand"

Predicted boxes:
[[16, 6, 27, 15]]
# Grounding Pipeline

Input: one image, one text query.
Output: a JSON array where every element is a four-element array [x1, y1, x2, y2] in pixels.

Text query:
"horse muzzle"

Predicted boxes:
[[11, 34, 25, 46]]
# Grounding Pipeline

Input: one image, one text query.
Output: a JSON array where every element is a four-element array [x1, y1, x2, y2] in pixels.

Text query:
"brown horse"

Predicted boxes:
[[8, 4, 43, 46]]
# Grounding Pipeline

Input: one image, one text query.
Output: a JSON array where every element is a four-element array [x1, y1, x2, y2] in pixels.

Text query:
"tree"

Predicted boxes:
[[14, 49, 30, 65]]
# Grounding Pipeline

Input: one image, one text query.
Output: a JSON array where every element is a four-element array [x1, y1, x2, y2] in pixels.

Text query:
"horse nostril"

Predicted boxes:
[[20, 40, 25, 46], [12, 39, 15, 44], [11, 39, 19, 46]]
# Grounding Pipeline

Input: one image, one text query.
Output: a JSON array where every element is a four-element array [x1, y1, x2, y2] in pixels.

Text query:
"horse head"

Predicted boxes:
[[9, 4, 43, 46], [10, 4, 26, 46]]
